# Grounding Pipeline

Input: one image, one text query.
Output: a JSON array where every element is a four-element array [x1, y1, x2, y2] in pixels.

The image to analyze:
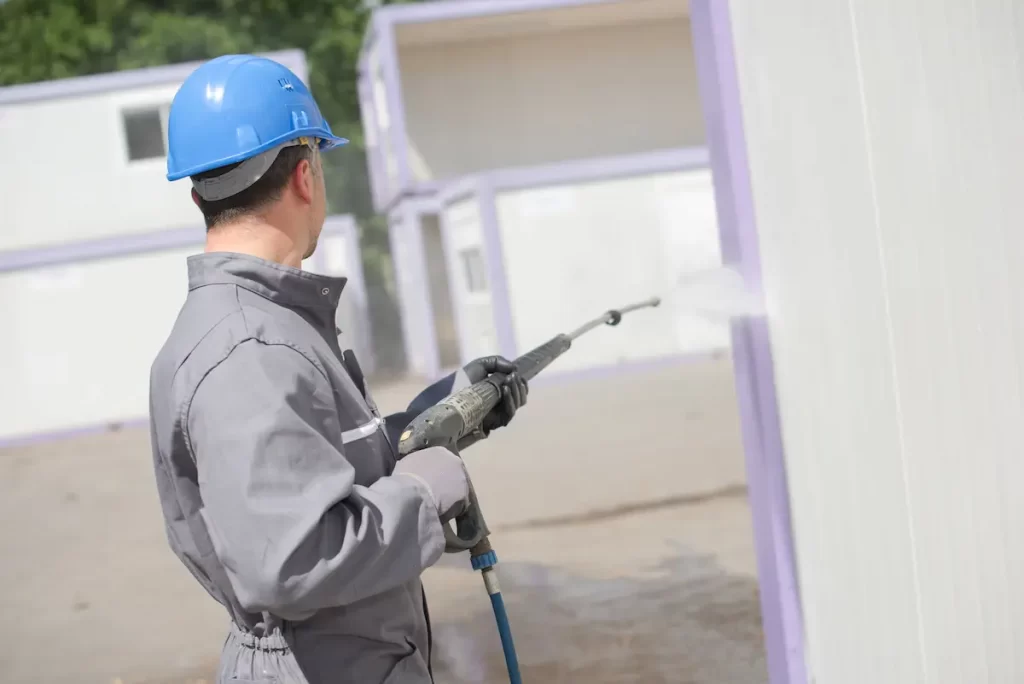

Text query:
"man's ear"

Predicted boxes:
[[292, 158, 315, 204], [191, 188, 202, 207]]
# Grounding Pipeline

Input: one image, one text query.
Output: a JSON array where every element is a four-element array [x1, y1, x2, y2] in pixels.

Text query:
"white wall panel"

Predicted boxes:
[[731, 0, 1024, 682], [496, 168, 728, 372], [0, 247, 196, 440]]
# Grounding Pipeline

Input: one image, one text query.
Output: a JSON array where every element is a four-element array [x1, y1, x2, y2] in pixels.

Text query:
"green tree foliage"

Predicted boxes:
[[0, 0, 416, 374]]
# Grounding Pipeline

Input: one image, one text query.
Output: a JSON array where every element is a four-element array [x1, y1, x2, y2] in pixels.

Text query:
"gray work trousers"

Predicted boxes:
[[217, 622, 432, 684], [218, 623, 306, 683]]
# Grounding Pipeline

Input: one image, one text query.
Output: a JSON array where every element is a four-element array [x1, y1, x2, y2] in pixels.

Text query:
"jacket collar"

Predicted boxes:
[[187, 252, 347, 312]]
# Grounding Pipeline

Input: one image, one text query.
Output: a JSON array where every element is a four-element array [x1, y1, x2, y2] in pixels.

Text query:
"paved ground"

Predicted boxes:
[[0, 355, 766, 684]]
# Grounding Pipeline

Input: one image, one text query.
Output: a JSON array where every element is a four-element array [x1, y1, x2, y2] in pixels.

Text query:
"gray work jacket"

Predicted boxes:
[[149, 253, 463, 683]]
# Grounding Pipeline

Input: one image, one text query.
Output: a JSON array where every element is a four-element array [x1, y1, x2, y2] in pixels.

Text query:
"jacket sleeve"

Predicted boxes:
[[186, 339, 446, 620], [383, 369, 472, 446]]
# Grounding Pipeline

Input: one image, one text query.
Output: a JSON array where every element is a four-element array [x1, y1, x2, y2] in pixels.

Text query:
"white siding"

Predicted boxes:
[[0, 83, 196, 251], [731, 0, 1024, 682], [398, 16, 701, 182], [440, 193, 498, 362], [0, 246, 196, 440], [496, 167, 727, 372]]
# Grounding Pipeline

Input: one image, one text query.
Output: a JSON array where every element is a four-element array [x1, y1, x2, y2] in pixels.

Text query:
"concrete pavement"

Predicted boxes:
[[0, 356, 765, 684]]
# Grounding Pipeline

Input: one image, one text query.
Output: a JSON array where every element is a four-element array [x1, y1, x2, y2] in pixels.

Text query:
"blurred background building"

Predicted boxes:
[[0, 51, 373, 443], [364, 0, 727, 378]]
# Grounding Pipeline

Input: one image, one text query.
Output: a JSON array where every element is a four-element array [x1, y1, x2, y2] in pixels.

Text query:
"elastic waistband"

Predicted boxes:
[[229, 621, 291, 652]]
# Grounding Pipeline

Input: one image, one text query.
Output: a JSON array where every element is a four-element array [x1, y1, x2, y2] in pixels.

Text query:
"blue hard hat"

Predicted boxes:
[[166, 54, 347, 181]]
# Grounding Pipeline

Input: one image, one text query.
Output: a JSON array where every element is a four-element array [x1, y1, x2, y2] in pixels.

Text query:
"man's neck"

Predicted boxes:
[[205, 219, 308, 269]]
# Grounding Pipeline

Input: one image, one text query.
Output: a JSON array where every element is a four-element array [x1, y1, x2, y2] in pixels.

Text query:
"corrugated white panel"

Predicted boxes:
[[0, 247, 196, 440], [441, 194, 499, 362], [731, 0, 1024, 682], [397, 16, 702, 181], [496, 168, 728, 372], [0, 83, 196, 251]]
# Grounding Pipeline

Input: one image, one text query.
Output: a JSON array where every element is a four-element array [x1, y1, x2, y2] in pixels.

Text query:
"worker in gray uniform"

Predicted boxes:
[[148, 54, 529, 684]]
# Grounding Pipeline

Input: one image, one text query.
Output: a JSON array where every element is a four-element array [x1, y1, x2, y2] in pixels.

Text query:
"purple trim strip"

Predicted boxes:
[[437, 174, 484, 206], [487, 146, 709, 192], [424, 147, 707, 212], [434, 147, 706, 209], [0, 226, 205, 273], [476, 178, 518, 360], [0, 49, 307, 105], [0, 214, 356, 278], [691, 2, 806, 684]]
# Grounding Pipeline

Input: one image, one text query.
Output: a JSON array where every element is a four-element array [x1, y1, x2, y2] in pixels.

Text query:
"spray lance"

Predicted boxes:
[[397, 296, 661, 684]]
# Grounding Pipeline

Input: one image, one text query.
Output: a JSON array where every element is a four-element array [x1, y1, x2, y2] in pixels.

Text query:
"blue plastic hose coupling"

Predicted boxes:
[[471, 549, 498, 570]]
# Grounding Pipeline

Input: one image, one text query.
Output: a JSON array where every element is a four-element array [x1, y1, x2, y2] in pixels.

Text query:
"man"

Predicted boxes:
[[148, 54, 529, 684]]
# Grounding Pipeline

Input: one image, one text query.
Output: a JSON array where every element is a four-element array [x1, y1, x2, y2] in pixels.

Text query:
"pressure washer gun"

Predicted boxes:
[[397, 296, 661, 684]]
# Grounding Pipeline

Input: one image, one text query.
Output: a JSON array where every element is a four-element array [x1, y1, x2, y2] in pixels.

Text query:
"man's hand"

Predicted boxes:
[[393, 446, 470, 523], [462, 355, 529, 433]]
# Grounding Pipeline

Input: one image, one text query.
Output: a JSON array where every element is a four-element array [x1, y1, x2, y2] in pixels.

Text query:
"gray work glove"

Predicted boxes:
[[462, 355, 529, 434], [393, 446, 470, 522]]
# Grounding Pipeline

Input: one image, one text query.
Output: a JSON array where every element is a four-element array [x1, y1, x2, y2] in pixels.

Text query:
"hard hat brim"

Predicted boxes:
[[167, 132, 349, 182]]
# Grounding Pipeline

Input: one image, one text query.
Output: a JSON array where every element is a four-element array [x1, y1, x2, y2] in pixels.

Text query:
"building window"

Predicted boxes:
[[122, 105, 169, 162], [459, 247, 488, 293]]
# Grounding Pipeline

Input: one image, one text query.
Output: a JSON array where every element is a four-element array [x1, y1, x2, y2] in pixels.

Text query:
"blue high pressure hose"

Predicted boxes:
[[472, 549, 523, 684]]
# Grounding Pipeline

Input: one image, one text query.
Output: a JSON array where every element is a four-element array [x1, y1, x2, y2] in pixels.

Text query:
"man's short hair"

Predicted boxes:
[[192, 145, 314, 230]]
